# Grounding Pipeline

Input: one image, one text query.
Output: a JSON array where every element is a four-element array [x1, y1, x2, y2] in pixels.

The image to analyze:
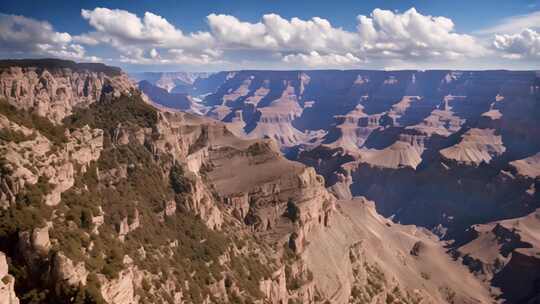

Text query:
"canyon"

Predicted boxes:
[[138, 68, 540, 303], [0, 59, 537, 303]]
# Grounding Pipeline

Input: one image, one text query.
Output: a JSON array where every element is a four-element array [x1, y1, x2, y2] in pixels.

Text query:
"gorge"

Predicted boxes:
[[0, 59, 538, 304]]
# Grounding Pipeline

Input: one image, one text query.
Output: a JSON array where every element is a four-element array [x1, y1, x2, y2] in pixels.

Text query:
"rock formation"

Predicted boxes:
[[1, 60, 339, 303], [2, 60, 538, 303], [0, 252, 20, 304], [456, 209, 540, 303]]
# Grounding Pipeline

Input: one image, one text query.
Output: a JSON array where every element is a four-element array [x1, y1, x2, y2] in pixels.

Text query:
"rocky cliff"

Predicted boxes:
[[0, 59, 501, 304], [456, 209, 540, 303], [138, 68, 540, 302]]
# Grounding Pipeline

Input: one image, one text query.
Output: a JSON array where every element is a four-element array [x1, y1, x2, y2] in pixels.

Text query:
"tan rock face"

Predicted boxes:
[[0, 252, 7, 278], [0, 252, 20, 304], [163, 199, 177, 217], [17, 225, 51, 269], [31, 226, 51, 255], [182, 175, 223, 230], [91, 207, 105, 234], [259, 267, 288, 304], [99, 267, 137, 304], [0, 66, 133, 124], [68, 125, 104, 170], [202, 135, 336, 249], [1, 115, 103, 208], [360, 141, 423, 169], [509, 152, 540, 179], [118, 209, 141, 241], [52, 253, 89, 287], [440, 128, 506, 165]]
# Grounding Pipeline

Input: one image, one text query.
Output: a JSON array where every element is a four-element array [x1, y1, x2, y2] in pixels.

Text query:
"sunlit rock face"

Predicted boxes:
[[1, 59, 132, 124]]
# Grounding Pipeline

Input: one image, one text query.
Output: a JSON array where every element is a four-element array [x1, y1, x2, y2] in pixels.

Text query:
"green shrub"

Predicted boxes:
[[0, 128, 36, 143], [0, 175, 52, 239], [170, 164, 192, 194], [64, 92, 157, 133], [285, 199, 300, 223]]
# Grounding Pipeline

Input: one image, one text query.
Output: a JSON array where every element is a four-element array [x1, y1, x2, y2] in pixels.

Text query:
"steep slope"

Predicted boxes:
[[0, 58, 132, 124], [456, 209, 540, 302], [306, 198, 492, 304]]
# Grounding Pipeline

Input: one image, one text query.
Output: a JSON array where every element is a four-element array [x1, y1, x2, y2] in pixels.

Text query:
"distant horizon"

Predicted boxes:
[[2, 57, 539, 74]]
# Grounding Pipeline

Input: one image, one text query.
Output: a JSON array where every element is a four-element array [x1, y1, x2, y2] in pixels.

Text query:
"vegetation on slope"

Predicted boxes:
[[1, 92, 274, 304], [0, 98, 67, 144]]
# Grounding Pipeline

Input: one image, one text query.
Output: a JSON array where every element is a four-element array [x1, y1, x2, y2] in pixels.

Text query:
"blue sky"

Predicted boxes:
[[1, 0, 539, 71]]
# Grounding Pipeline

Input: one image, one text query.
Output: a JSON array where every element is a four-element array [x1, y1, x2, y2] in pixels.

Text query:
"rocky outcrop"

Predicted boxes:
[[440, 128, 506, 165], [0, 252, 19, 304], [360, 141, 422, 169], [259, 267, 288, 304], [0, 116, 103, 207], [0, 60, 132, 124], [67, 125, 104, 170], [204, 137, 335, 254], [17, 225, 51, 269], [117, 209, 141, 241], [52, 253, 89, 287], [510, 152, 540, 179], [99, 266, 138, 304], [457, 209, 540, 302], [148, 108, 336, 236]]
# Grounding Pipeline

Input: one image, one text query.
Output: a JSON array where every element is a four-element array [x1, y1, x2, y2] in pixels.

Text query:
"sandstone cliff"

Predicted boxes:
[[0, 60, 338, 304]]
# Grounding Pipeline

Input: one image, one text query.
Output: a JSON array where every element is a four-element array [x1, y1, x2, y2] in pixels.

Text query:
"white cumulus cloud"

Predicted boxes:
[[77, 7, 218, 64], [493, 28, 540, 59], [79, 7, 213, 48], [356, 8, 485, 59], [206, 8, 484, 67], [0, 13, 98, 61], [283, 51, 362, 68], [6, 7, 535, 69], [207, 13, 358, 54]]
